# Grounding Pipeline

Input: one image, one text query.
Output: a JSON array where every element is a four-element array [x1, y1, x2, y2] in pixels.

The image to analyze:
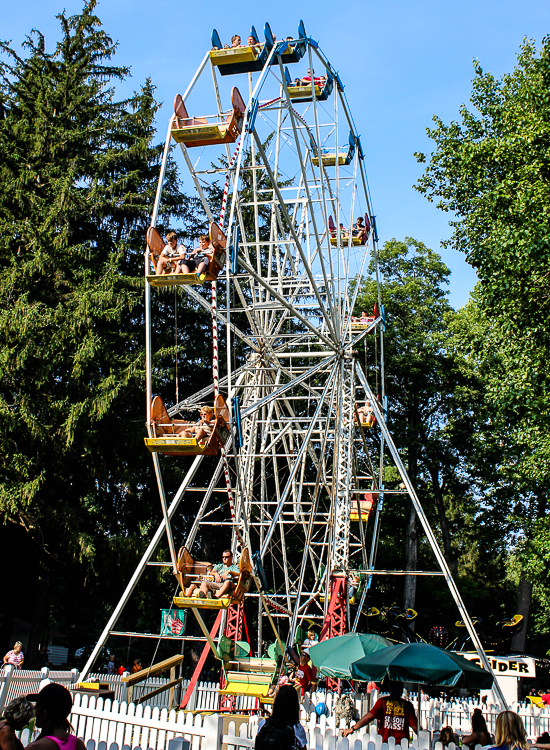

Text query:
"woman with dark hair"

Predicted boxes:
[[255, 684, 306, 749], [26, 684, 86, 750], [463, 708, 492, 748], [0, 697, 35, 750]]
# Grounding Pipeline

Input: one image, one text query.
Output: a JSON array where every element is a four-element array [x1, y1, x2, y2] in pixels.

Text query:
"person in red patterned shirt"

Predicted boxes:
[[342, 681, 418, 743], [3, 642, 24, 669]]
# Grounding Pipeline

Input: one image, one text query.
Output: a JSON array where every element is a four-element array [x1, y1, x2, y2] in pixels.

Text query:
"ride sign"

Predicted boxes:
[[456, 652, 536, 677]]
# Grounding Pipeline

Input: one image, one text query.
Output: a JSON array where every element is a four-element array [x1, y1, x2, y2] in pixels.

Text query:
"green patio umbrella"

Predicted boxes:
[[309, 633, 392, 679], [349, 642, 494, 689]]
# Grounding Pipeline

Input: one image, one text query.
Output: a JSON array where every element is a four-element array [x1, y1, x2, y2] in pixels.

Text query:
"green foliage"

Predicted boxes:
[[354, 239, 514, 631], [414, 38, 550, 648], [0, 1, 215, 662]]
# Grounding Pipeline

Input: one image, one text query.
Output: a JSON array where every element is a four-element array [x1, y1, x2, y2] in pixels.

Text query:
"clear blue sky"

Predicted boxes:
[[4, 0, 549, 308]]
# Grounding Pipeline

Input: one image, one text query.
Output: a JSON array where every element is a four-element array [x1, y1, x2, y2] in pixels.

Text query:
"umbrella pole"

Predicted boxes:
[[416, 684, 421, 731]]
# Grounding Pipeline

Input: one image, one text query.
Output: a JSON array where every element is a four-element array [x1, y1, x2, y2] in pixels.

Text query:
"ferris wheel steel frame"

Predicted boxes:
[[80, 25, 505, 706]]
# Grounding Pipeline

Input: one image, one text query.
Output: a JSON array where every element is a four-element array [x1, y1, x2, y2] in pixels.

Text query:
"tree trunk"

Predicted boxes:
[[403, 405, 418, 619], [403, 500, 417, 618], [26, 577, 48, 668], [0, 603, 15, 658], [429, 466, 458, 575], [510, 579, 532, 653]]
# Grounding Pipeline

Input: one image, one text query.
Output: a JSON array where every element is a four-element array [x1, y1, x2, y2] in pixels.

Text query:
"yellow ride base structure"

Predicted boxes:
[[145, 437, 211, 454], [210, 47, 259, 66], [312, 153, 349, 167], [288, 84, 321, 99], [146, 273, 203, 288], [173, 595, 232, 610]]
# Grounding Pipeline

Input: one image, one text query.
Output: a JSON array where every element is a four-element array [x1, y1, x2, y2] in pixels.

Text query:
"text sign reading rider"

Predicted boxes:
[[457, 653, 536, 677]]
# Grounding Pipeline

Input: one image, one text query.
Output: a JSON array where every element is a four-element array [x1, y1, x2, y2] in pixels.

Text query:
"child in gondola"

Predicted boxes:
[[178, 234, 213, 280], [180, 407, 214, 443]]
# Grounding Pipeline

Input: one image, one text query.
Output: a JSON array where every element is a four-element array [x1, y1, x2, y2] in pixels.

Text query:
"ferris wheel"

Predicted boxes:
[[81, 20, 504, 707], [144, 20, 384, 640]]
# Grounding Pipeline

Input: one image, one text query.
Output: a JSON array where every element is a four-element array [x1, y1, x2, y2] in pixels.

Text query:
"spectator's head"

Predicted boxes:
[[166, 231, 177, 245], [231, 35, 241, 47], [247, 36, 256, 46], [222, 550, 233, 564], [200, 406, 214, 420], [356, 217, 364, 226], [198, 234, 210, 249], [299, 652, 309, 665], [307, 630, 316, 640], [27, 683, 74, 734], [3, 697, 35, 730], [271, 684, 300, 725], [385, 680, 403, 699], [494, 711, 528, 750], [471, 708, 488, 734], [439, 727, 454, 747], [13, 642, 23, 654]]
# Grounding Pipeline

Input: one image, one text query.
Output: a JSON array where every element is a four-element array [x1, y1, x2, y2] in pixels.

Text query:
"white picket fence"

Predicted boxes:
[[6, 670, 550, 750], [0, 667, 80, 711]]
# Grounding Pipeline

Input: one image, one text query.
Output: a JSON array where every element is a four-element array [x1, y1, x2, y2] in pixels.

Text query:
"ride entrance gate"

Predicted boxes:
[[81, 20, 505, 706]]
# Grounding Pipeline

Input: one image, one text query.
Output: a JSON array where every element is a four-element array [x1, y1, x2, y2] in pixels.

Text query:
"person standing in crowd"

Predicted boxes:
[[26, 683, 86, 750], [0, 697, 35, 750], [294, 652, 316, 698], [106, 655, 115, 674], [487, 712, 528, 750], [132, 659, 142, 674], [342, 680, 418, 742], [255, 684, 306, 749], [3, 643, 24, 669], [463, 708, 492, 748]]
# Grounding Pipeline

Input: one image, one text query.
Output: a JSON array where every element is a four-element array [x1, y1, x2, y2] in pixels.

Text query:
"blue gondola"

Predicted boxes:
[[284, 66, 334, 103], [313, 131, 357, 167], [210, 21, 305, 77]]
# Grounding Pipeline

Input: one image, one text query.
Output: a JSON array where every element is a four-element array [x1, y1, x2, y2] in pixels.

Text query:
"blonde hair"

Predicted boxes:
[[494, 711, 528, 750], [200, 406, 214, 418], [166, 231, 177, 243]]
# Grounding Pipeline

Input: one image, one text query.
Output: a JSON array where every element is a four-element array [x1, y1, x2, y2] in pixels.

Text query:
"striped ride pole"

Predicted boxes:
[[218, 136, 243, 230]]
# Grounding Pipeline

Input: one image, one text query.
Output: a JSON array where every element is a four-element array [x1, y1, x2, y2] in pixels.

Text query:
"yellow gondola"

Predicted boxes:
[[171, 87, 245, 147], [350, 492, 378, 522], [313, 132, 356, 167], [144, 394, 229, 456], [146, 222, 226, 287], [328, 213, 370, 246], [173, 548, 252, 610]]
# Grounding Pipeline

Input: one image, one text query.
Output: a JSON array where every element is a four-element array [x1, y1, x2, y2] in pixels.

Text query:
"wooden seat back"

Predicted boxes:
[[176, 547, 213, 577], [232, 547, 252, 604], [151, 395, 174, 436], [146, 227, 166, 273]]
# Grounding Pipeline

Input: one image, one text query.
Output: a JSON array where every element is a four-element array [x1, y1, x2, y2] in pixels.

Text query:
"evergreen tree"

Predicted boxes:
[[0, 1, 202, 663]]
